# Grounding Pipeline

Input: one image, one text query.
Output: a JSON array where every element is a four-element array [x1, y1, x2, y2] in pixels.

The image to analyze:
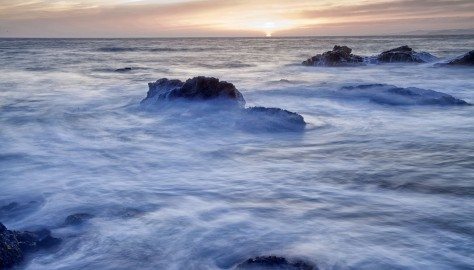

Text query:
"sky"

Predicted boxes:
[[0, 0, 473, 37]]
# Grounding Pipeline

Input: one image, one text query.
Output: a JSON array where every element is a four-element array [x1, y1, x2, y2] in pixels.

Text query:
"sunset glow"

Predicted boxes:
[[0, 0, 473, 37]]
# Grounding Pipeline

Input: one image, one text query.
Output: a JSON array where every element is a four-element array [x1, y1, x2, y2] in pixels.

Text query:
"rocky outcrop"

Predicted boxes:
[[237, 256, 317, 270], [341, 84, 471, 106], [302, 45, 439, 67], [377, 45, 437, 63], [303, 45, 364, 67], [141, 77, 306, 132], [446, 50, 474, 66], [142, 76, 246, 108], [0, 223, 61, 269]]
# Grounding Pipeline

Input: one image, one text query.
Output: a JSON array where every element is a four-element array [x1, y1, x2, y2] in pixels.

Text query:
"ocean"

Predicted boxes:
[[0, 36, 473, 269]]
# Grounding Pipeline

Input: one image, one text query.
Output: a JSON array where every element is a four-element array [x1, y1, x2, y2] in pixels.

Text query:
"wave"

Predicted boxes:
[[97, 47, 212, 53], [197, 62, 256, 69]]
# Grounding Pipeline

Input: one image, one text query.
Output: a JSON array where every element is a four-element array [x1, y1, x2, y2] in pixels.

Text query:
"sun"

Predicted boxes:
[[263, 22, 275, 37]]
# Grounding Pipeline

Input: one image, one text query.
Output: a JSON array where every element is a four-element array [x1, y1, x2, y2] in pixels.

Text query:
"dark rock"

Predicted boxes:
[[37, 235, 62, 249], [377, 45, 437, 63], [446, 50, 474, 66], [0, 224, 23, 269], [142, 76, 245, 108], [240, 107, 306, 132], [64, 213, 94, 226], [114, 67, 132, 72], [303, 45, 364, 67], [341, 84, 470, 106], [237, 256, 317, 270], [141, 77, 306, 132], [0, 223, 61, 269]]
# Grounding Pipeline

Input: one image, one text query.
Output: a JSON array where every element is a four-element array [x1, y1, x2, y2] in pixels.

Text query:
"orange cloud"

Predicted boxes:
[[0, 0, 472, 37]]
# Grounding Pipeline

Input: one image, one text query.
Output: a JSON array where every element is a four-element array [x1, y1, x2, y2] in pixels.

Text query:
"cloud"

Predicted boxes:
[[297, 0, 474, 20], [0, 0, 473, 37]]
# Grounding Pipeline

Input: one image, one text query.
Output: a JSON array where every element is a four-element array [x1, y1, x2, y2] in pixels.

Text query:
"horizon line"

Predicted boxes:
[[1, 33, 473, 39]]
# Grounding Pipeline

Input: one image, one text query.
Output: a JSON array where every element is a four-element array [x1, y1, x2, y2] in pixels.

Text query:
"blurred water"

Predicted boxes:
[[0, 37, 473, 269]]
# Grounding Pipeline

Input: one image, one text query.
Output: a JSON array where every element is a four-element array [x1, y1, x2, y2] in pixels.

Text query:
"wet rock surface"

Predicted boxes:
[[240, 107, 307, 132], [377, 45, 437, 63], [0, 223, 61, 269], [237, 256, 317, 270], [142, 76, 246, 108], [341, 84, 471, 106], [303, 45, 364, 67], [446, 50, 474, 66]]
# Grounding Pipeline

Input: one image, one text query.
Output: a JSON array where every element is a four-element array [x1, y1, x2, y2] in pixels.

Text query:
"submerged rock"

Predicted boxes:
[[377, 45, 437, 63], [64, 213, 94, 226], [117, 207, 146, 219], [0, 223, 61, 268], [142, 76, 246, 108], [114, 67, 132, 72], [0, 200, 42, 220], [446, 50, 474, 66], [303, 45, 364, 67], [237, 256, 317, 270], [240, 107, 307, 132], [341, 84, 470, 106]]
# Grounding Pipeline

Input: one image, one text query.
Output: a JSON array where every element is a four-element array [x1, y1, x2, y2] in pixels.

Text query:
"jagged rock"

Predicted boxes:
[[237, 256, 317, 270], [446, 50, 474, 66], [0, 223, 61, 269], [239, 107, 306, 132], [64, 213, 94, 226], [341, 84, 470, 106], [142, 76, 246, 107], [0, 223, 22, 269], [303, 45, 364, 67], [377, 45, 437, 63]]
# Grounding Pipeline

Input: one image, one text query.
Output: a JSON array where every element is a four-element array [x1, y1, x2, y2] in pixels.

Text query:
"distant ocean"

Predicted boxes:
[[0, 36, 473, 269]]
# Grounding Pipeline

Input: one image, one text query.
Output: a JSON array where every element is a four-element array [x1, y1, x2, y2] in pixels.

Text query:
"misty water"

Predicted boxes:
[[0, 36, 473, 269]]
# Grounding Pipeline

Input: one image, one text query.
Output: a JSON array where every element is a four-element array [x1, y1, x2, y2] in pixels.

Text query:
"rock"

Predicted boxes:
[[0, 223, 61, 269], [303, 45, 364, 67], [0, 223, 23, 269], [377, 45, 437, 63], [142, 76, 246, 108], [141, 77, 307, 132], [114, 67, 132, 72], [64, 213, 94, 226], [446, 50, 474, 66], [237, 256, 317, 270], [341, 84, 470, 106], [240, 107, 306, 132]]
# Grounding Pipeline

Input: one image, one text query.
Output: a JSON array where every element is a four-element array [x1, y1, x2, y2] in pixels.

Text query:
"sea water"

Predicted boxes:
[[0, 36, 473, 269]]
